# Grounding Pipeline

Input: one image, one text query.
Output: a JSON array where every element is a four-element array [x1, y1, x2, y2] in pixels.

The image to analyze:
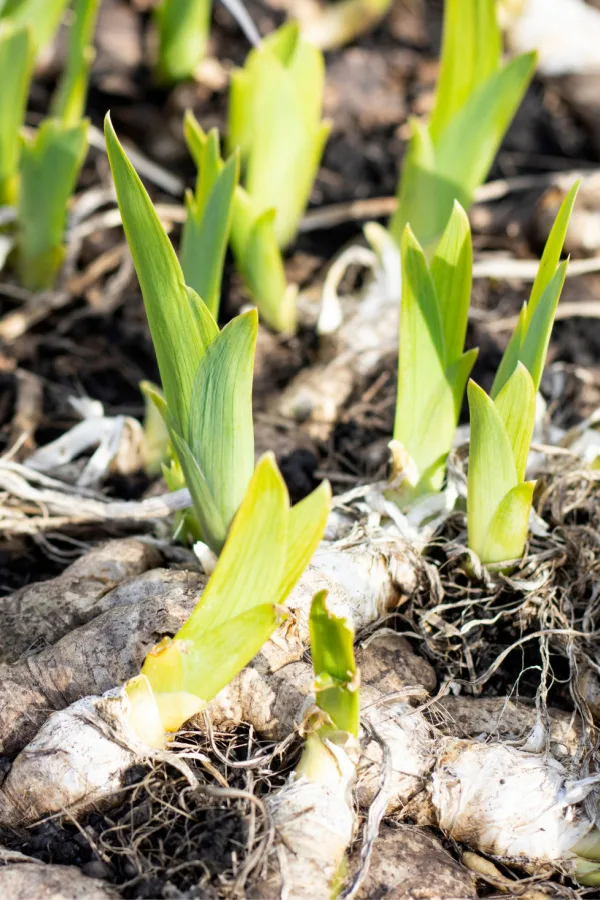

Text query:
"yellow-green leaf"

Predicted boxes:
[[430, 201, 472, 364], [467, 380, 519, 560], [276, 480, 331, 607], [527, 180, 579, 323], [176, 454, 289, 640], [187, 309, 257, 545], [310, 590, 359, 737], [105, 114, 206, 430], [493, 362, 535, 483], [479, 481, 535, 567]]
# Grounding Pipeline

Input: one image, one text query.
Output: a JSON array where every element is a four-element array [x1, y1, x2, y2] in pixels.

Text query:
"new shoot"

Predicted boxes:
[[106, 114, 257, 551], [228, 22, 330, 250], [389, 0, 535, 252], [390, 202, 477, 504], [154, 0, 211, 84], [50, 0, 100, 126], [0, 23, 32, 207], [180, 111, 238, 320], [227, 22, 330, 333], [0, 0, 69, 55], [0, 454, 332, 825], [261, 589, 359, 898], [467, 181, 579, 569], [17, 117, 89, 290]]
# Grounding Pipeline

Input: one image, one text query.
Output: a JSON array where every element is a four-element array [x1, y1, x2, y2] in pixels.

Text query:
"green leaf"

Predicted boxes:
[[519, 259, 568, 392], [187, 309, 257, 546], [479, 481, 535, 566], [310, 590, 359, 738], [168, 425, 226, 548], [140, 380, 169, 477], [430, 201, 472, 364], [231, 194, 297, 333], [434, 53, 536, 210], [50, 0, 100, 126], [105, 114, 206, 430], [154, 0, 211, 84], [429, 0, 500, 141], [181, 128, 239, 318], [18, 118, 88, 290], [389, 118, 440, 250], [176, 453, 289, 639], [276, 480, 331, 607], [142, 603, 283, 714], [184, 116, 222, 213], [0, 24, 32, 206], [491, 303, 527, 399], [394, 225, 447, 451], [2, 0, 69, 51], [227, 21, 328, 249], [527, 180, 579, 323], [493, 362, 536, 482], [467, 380, 519, 561], [186, 285, 219, 350]]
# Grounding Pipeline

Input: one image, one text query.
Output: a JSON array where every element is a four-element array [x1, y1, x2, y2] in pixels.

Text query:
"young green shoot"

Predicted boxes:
[[0, 0, 69, 54], [107, 114, 261, 552], [228, 22, 330, 251], [389, 0, 535, 253], [131, 453, 331, 744], [17, 117, 89, 290], [297, 589, 359, 782], [230, 185, 298, 334], [180, 111, 239, 320], [0, 23, 32, 206], [154, 0, 211, 84], [467, 181, 579, 569], [51, 0, 100, 126], [391, 202, 477, 504]]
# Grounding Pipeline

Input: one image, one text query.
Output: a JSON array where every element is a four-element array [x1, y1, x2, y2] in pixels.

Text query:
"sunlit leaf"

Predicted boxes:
[[467, 380, 518, 560], [430, 201, 472, 363], [493, 362, 536, 483], [519, 260, 568, 392], [0, 24, 32, 206], [2, 0, 69, 51], [18, 118, 88, 290], [50, 0, 100, 126], [490, 303, 527, 399], [105, 114, 206, 430], [394, 224, 446, 451], [154, 0, 211, 84], [276, 480, 332, 607], [479, 481, 535, 567], [181, 116, 239, 318], [310, 590, 359, 737], [176, 453, 289, 639], [142, 603, 283, 718], [429, 0, 500, 141], [187, 309, 257, 544], [527, 180, 579, 322]]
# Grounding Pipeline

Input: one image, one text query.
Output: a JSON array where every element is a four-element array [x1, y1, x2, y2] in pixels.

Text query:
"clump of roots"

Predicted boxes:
[[2, 724, 291, 899], [407, 453, 600, 791]]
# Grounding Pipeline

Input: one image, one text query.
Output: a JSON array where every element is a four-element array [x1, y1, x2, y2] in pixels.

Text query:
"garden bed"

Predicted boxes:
[[2, 1, 600, 898]]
